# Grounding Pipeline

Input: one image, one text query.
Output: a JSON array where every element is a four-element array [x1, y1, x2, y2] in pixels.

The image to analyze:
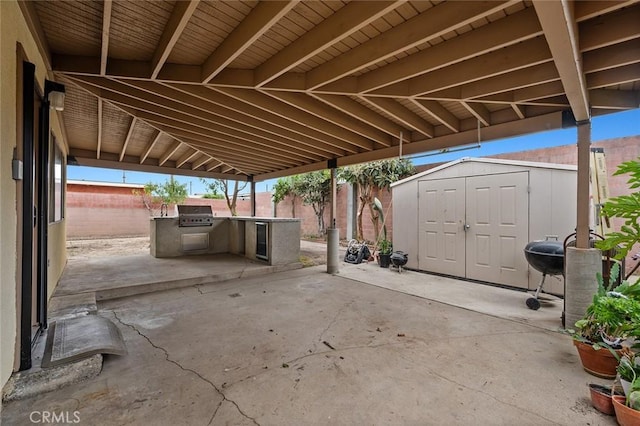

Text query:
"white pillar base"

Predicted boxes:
[[564, 247, 602, 328], [326, 228, 339, 274]]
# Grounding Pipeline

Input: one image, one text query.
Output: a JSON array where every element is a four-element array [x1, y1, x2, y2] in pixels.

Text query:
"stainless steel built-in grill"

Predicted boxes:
[[177, 205, 214, 227]]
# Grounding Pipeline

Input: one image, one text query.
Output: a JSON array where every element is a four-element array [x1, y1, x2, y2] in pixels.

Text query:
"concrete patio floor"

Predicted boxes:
[[1, 243, 616, 425]]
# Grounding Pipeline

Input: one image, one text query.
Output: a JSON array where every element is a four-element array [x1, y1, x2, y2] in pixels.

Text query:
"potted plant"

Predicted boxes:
[[570, 263, 640, 378], [612, 376, 640, 426], [618, 349, 640, 396], [571, 157, 640, 378], [377, 239, 393, 268]]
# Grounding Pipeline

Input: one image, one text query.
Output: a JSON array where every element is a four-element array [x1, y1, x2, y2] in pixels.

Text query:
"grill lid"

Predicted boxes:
[[177, 205, 213, 216], [177, 205, 214, 227]]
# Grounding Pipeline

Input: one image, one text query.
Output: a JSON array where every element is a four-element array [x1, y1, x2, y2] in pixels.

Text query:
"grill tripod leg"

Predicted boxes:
[[526, 274, 546, 310], [534, 274, 547, 299]]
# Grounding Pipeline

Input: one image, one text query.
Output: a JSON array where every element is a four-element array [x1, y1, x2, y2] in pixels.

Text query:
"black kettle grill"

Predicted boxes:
[[390, 251, 408, 273]]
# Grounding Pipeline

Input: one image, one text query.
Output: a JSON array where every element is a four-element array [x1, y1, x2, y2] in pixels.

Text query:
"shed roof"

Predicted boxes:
[[21, 0, 640, 182], [391, 157, 578, 187]]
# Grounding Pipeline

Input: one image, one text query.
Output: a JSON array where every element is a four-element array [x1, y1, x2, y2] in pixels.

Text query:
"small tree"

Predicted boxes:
[[292, 170, 332, 235], [134, 176, 188, 215], [201, 178, 248, 216], [339, 158, 415, 241], [272, 175, 299, 217]]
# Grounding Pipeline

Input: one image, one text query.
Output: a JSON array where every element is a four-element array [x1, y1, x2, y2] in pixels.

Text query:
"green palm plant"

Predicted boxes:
[[596, 157, 640, 264], [573, 263, 640, 349]]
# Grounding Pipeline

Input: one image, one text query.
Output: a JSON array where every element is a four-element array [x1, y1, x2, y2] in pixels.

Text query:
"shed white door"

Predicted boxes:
[[418, 178, 466, 276], [417, 172, 529, 288], [465, 173, 529, 287]]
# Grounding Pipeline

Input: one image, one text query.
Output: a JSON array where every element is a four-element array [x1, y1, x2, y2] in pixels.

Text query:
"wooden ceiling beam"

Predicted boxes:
[[181, 140, 290, 170], [425, 63, 559, 101], [17, 1, 53, 72], [163, 127, 307, 167], [310, 93, 408, 140], [153, 84, 352, 152], [97, 99, 103, 159], [410, 99, 460, 133], [512, 81, 565, 103], [533, 0, 590, 122], [120, 102, 319, 167], [201, 1, 297, 83], [215, 87, 370, 152], [587, 63, 640, 89], [93, 76, 344, 157], [191, 155, 211, 171], [140, 131, 162, 164], [461, 102, 491, 127], [373, 37, 552, 98], [590, 89, 640, 110], [357, 7, 542, 93], [69, 75, 336, 159], [307, 0, 517, 90], [361, 97, 434, 138], [479, 64, 640, 108], [70, 148, 243, 181], [134, 113, 316, 166], [263, 90, 393, 147], [429, 40, 640, 102], [510, 104, 525, 119], [255, 111, 566, 180], [579, 4, 640, 52], [175, 148, 199, 169], [151, 0, 200, 79], [101, 0, 113, 76], [254, 1, 401, 87], [206, 162, 225, 172], [119, 117, 137, 162], [159, 141, 182, 166], [479, 64, 640, 106], [88, 90, 317, 166], [583, 39, 640, 74], [574, 0, 638, 22]]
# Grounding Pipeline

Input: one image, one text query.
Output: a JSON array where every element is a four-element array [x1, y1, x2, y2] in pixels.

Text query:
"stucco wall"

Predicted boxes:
[[1, 0, 69, 392]]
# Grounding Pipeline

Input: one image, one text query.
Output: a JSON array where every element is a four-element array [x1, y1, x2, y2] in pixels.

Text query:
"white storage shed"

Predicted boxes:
[[391, 158, 578, 295]]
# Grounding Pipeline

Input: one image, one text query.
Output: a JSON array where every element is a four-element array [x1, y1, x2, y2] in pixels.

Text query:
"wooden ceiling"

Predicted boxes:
[[23, 0, 640, 182]]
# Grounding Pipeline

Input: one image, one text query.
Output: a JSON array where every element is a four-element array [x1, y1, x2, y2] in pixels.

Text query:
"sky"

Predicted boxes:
[[68, 109, 640, 195]]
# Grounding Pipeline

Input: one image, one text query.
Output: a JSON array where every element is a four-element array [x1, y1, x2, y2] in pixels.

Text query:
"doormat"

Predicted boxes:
[[42, 315, 127, 368]]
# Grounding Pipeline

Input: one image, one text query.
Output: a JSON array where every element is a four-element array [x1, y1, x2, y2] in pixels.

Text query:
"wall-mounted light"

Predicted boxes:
[[44, 80, 66, 111]]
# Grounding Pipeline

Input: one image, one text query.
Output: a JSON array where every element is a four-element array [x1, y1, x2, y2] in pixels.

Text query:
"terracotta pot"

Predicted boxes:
[[573, 340, 620, 379], [612, 395, 640, 426], [589, 384, 615, 415]]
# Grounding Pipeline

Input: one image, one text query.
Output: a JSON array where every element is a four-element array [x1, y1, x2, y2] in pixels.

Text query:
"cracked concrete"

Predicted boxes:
[[110, 311, 259, 426], [2, 265, 616, 425]]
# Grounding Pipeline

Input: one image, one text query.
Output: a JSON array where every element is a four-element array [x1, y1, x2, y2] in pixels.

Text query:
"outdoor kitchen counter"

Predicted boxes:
[[150, 216, 229, 258], [226, 217, 300, 265], [150, 217, 301, 266]]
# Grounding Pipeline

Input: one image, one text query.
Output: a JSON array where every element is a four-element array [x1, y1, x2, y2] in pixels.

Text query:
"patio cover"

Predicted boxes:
[[21, 0, 640, 182]]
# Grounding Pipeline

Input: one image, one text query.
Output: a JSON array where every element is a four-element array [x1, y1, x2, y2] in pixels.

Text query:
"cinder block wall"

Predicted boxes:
[[274, 185, 393, 244], [66, 183, 273, 239]]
